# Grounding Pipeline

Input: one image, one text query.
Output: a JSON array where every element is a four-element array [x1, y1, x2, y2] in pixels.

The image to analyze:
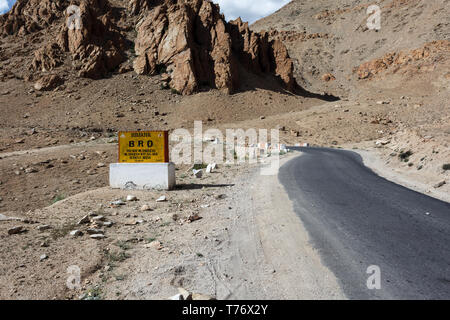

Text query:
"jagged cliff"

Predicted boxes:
[[0, 0, 297, 94]]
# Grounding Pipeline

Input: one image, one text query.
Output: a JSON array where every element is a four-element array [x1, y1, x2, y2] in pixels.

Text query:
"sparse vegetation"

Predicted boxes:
[[51, 194, 65, 204], [50, 223, 77, 240], [193, 163, 208, 170], [82, 286, 103, 300], [171, 88, 181, 95], [115, 240, 132, 251], [106, 250, 130, 263]]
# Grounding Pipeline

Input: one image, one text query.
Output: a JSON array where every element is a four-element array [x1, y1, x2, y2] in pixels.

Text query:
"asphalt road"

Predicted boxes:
[[279, 147, 450, 299]]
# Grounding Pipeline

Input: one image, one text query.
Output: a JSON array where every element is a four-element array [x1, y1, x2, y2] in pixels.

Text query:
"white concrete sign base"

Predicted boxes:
[[110, 163, 176, 190]]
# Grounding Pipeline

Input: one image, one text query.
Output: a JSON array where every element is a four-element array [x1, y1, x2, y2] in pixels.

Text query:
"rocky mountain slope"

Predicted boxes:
[[0, 0, 297, 94], [252, 0, 450, 98]]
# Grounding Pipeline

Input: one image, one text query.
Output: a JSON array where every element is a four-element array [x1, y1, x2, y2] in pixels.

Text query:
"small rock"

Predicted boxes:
[[8, 226, 25, 235], [70, 230, 83, 237], [192, 293, 216, 300], [40, 254, 48, 261], [169, 294, 183, 300], [91, 215, 105, 222], [97, 163, 106, 168], [178, 288, 192, 300], [90, 234, 106, 240], [156, 196, 167, 202], [77, 215, 90, 225], [193, 169, 203, 178], [87, 228, 104, 235], [145, 241, 162, 250], [102, 221, 113, 228], [140, 205, 152, 211], [434, 181, 446, 189], [111, 200, 126, 206], [206, 163, 216, 173], [37, 225, 51, 231], [126, 195, 138, 202], [25, 167, 38, 174], [215, 194, 227, 200], [188, 213, 202, 222]]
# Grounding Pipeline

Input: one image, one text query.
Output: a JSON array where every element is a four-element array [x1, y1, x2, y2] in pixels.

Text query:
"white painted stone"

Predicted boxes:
[[206, 163, 216, 173], [110, 163, 176, 191], [193, 169, 203, 178]]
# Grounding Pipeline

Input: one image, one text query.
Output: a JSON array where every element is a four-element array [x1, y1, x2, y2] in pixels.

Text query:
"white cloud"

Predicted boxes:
[[0, 0, 9, 14], [213, 0, 290, 24], [0, 0, 15, 15], [0, 1, 288, 22]]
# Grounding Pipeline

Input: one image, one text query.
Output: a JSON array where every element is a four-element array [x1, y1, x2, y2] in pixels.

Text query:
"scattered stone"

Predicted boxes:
[[188, 213, 202, 222], [206, 163, 217, 173], [140, 205, 152, 212], [102, 221, 113, 228], [111, 200, 126, 206], [376, 100, 390, 105], [76, 216, 89, 226], [40, 242, 49, 248], [192, 293, 216, 300], [40, 254, 48, 261], [434, 181, 446, 189], [25, 167, 38, 173], [87, 228, 104, 235], [375, 140, 390, 146], [126, 195, 138, 202], [34, 75, 63, 91], [8, 226, 25, 235], [91, 215, 105, 222], [178, 288, 192, 300], [97, 163, 106, 168], [216, 194, 227, 200], [90, 234, 106, 240], [37, 225, 51, 231], [0, 214, 21, 221], [193, 169, 203, 178], [70, 230, 83, 237], [145, 241, 162, 250], [169, 294, 183, 300], [156, 196, 167, 202]]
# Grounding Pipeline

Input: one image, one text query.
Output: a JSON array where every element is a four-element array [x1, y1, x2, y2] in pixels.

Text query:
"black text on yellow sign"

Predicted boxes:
[[118, 131, 169, 163]]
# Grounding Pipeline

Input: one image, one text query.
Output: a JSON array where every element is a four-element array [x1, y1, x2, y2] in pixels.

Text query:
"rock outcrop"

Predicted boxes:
[[0, 0, 69, 36], [32, 0, 127, 79], [356, 40, 450, 80], [1, 0, 297, 94], [132, 0, 296, 94]]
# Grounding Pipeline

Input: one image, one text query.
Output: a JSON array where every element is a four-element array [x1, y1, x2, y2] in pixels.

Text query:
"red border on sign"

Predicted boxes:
[[118, 131, 169, 163]]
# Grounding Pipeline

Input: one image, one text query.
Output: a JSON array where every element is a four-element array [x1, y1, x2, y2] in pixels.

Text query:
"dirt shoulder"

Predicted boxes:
[[0, 150, 346, 300]]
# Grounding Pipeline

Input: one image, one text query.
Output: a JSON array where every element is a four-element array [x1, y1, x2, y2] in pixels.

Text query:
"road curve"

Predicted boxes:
[[279, 147, 450, 299]]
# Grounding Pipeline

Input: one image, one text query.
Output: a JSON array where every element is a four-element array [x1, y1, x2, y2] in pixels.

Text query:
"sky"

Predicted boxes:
[[213, 0, 290, 24], [0, 0, 290, 23], [0, 0, 14, 15]]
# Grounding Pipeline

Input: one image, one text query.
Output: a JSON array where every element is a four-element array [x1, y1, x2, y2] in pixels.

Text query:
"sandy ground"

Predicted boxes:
[[356, 148, 450, 204], [0, 146, 346, 300]]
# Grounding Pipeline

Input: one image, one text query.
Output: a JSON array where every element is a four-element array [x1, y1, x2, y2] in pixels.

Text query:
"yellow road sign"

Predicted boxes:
[[118, 131, 169, 163]]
